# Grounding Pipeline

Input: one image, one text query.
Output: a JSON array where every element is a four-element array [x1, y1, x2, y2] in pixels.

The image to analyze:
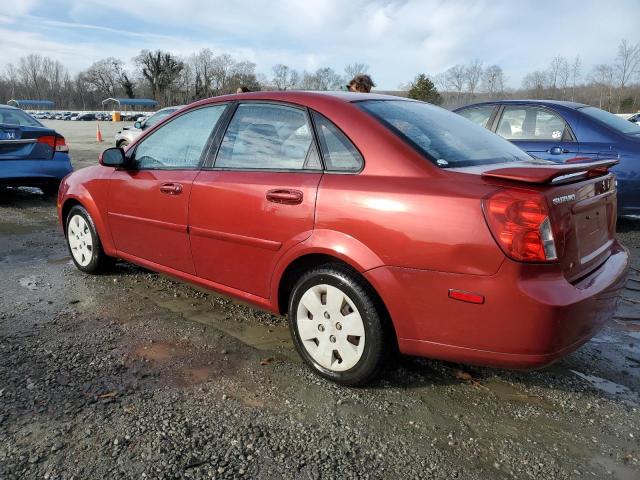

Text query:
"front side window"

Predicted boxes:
[[132, 105, 226, 169], [457, 105, 495, 129], [312, 112, 363, 172], [496, 106, 570, 141], [358, 100, 531, 168], [215, 103, 320, 170]]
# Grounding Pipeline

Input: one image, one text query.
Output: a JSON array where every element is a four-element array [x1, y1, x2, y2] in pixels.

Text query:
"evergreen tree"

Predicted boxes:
[[407, 74, 442, 104]]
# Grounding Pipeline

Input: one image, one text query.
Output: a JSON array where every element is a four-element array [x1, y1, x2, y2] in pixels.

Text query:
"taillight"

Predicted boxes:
[[37, 134, 68, 153], [482, 189, 558, 262]]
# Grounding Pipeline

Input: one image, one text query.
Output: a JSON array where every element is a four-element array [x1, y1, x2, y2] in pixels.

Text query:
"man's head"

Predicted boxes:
[[347, 74, 375, 93], [236, 86, 251, 93]]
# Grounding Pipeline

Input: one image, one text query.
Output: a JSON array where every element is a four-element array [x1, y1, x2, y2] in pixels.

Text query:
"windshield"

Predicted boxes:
[[145, 108, 178, 128], [358, 100, 531, 167], [579, 106, 640, 135], [0, 107, 43, 127]]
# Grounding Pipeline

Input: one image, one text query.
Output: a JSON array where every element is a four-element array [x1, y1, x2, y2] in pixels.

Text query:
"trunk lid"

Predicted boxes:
[[458, 159, 618, 283], [0, 125, 58, 160]]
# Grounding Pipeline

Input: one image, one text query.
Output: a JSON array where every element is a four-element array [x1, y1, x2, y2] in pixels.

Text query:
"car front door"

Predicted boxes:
[[189, 102, 323, 298], [494, 105, 579, 162], [107, 104, 227, 274]]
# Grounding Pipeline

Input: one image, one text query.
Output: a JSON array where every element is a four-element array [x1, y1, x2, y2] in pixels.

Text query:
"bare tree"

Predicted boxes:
[[134, 50, 184, 104], [445, 64, 465, 104], [570, 56, 582, 101], [463, 59, 483, 101], [82, 57, 125, 99], [344, 63, 369, 79], [614, 39, 640, 111], [481, 65, 505, 98], [557, 57, 570, 100], [522, 70, 549, 98], [590, 64, 615, 109], [271, 64, 298, 90]]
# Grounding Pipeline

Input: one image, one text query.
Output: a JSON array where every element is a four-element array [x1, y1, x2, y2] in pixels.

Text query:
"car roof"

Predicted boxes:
[[189, 90, 410, 110], [456, 99, 589, 110], [0, 104, 19, 110]]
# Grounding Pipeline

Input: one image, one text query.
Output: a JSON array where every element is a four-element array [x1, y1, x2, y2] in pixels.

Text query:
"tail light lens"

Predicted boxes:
[[483, 189, 558, 262], [37, 135, 69, 153]]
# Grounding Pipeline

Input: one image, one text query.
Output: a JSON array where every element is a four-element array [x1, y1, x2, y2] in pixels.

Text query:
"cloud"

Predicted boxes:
[[0, 0, 638, 89]]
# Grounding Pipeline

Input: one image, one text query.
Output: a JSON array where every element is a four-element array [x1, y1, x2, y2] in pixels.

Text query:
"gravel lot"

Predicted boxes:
[[1, 120, 639, 479]]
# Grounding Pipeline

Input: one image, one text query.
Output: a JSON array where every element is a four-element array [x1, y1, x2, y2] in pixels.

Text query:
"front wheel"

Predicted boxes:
[[66, 205, 114, 273], [288, 265, 388, 386]]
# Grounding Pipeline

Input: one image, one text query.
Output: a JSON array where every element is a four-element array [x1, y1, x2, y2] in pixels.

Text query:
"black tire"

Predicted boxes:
[[65, 205, 115, 274], [117, 140, 129, 148], [288, 264, 389, 386]]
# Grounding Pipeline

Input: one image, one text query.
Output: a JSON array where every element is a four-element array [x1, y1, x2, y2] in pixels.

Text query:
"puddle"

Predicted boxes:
[[571, 370, 639, 406], [47, 255, 72, 265], [133, 342, 177, 362], [590, 454, 639, 480], [482, 379, 553, 409], [0, 221, 39, 235]]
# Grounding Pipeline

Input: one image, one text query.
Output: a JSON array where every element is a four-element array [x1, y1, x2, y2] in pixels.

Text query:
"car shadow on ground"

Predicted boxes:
[[0, 186, 56, 208]]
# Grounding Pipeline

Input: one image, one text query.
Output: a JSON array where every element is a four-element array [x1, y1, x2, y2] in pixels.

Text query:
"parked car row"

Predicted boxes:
[[57, 91, 629, 385], [30, 111, 145, 122]]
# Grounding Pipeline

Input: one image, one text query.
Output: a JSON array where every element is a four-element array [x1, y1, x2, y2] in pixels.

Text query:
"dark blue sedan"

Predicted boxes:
[[0, 104, 73, 195], [454, 100, 640, 218]]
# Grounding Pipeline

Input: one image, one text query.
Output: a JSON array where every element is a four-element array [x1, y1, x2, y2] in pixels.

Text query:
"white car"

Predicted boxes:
[[114, 106, 183, 147]]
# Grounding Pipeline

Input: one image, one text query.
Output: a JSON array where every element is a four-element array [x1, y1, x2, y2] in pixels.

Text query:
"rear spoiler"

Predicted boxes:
[[482, 158, 618, 185]]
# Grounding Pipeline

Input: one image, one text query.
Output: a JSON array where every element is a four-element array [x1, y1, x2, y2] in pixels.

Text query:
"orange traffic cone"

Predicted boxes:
[[96, 123, 103, 143]]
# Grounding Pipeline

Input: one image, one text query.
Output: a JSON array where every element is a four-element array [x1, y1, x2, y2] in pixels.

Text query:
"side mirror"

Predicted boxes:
[[100, 147, 125, 167], [134, 121, 143, 129]]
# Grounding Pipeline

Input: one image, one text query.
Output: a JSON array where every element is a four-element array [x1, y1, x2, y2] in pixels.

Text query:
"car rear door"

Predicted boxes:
[[494, 105, 579, 162], [189, 102, 323, 298], [107, 104, 228, 274]]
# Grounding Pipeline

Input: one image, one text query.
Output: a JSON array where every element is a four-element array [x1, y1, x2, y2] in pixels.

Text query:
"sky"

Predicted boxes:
[[0, 0, 638, 89]]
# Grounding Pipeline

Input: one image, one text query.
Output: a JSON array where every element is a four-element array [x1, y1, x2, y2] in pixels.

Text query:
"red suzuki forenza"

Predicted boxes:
[[58, 92, 629, 385]]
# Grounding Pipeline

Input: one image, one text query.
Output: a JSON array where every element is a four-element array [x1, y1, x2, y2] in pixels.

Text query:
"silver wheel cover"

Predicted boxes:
[[67, 214, 94, 267], [296, 284, 365, 372]]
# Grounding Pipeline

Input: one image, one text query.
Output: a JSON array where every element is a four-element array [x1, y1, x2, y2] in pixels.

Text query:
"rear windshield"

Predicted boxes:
[[358, 100, 531, 167], [0, 107, 42, 127], [579, 106, 640, 135]]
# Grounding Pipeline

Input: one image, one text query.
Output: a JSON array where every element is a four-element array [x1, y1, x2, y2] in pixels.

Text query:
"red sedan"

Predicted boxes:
[[57, 92, 629, 385]]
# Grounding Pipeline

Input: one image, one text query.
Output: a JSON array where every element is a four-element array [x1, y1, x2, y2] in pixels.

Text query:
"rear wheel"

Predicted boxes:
[[288, 264, 388, 386], [66, 205, 114, 273]]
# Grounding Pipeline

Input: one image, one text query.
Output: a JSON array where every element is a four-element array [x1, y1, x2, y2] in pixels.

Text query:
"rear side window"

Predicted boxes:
[[457, 105, 494, 128], [496, 106, 571, 141], [311, 112, 363, 172], [132, 105, 226, 169], [215, 103, 321, 171]]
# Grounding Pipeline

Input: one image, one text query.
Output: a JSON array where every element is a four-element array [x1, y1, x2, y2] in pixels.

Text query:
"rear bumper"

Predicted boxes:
[[365, 242, 629, 369], [0, 153, 73, 186]]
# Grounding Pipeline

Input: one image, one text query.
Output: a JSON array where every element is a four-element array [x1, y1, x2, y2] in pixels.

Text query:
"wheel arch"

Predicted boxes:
[[60, 193, 115, 256], [276, 251, 399, 351]]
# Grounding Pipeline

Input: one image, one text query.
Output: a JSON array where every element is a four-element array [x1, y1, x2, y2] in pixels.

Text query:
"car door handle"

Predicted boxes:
[[548, 147, 570, 155], [266, 189, 303, 205], [159, 183, 183, 195]]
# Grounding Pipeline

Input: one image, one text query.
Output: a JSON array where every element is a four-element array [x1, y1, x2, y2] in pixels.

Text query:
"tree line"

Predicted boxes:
[[410, 39, 640, 112], [1, 39, 638, 113]]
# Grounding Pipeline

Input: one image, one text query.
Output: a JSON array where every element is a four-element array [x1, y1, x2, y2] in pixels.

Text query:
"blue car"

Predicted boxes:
[[454, 100, 640, 218], [0, 104, 73, 195]]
